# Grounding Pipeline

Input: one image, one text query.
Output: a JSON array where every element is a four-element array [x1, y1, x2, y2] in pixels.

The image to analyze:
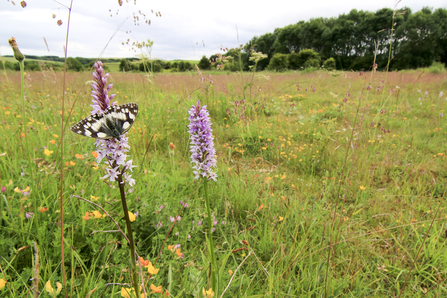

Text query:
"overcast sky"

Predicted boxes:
[[0, 0, 445, 61]]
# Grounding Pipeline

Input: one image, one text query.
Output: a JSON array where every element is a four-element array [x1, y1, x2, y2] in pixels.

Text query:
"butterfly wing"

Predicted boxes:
[[70, 103, 139, 139], [108, 103, 139, 136]]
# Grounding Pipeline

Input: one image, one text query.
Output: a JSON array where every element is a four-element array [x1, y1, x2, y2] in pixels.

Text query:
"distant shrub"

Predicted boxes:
[[297, 49, 320, 68], [178, 61, 192, 72], [0, 61, 15, 70], [304, 58, 320, 69], [301, 66, 319, 73], [67, 57, 83, 71], [323, 58, 336, 70], [288, 52, 300, 70], [139, 61, 161, 72], [267, 53, 289, 71], [119, 59, 133, 72], [427, 61, 446, 73]]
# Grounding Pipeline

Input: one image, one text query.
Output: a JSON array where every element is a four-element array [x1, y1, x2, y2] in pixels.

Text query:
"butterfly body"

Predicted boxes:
[[71, 103, 138, 140]]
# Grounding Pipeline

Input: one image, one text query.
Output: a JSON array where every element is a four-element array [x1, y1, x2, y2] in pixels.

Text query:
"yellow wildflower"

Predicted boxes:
[[202, 287, 215, 298], [150, 284, 162, 293], [44, 149, 53, 156], [92, 210, 102, 219], [45, 280, 62, 296], [147, 262, 159, 275], [0, 279, 6, 290], [128, 211, 136, 222]]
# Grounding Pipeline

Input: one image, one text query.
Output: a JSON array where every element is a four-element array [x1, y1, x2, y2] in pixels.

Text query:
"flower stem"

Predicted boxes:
[[203, 178, 218, 294], [118, 173, 141, 298], [19, 60, 26, 147]]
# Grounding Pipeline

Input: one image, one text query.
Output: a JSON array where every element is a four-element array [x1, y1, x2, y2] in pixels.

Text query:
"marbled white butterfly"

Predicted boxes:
[[71, 103, 138, 140]]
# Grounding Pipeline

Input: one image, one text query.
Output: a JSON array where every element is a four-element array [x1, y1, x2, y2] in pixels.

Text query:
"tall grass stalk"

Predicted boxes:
[[59, 2, 74, 296]]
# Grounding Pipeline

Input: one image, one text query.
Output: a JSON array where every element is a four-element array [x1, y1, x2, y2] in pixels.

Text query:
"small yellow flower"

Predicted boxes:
[[175, 248, 183, 257], [69, 161, 76, 166], [75, 154, 84, 159], [50, 140, 56, 145], [53, 134, 59, 138], [120, 287, 143, 298], [359, 186, 366, 190], [0, 279, 6, 290], [5, 111, 10, 115], [139, 257, 149, 267], [45, 280, 62, 296], [44, 149, 53, 156], [90, 195, 99, 201], [228, 270, 233, 275], [128, 211, 136, 222], [14, 186, 30, 193], [150, 284, 162, 293], [202, 287, 215, 298], [82, 212, 90, 221], [279, 216, 284, 221], [147, 262, 159, 275], [92, 210, 102, 219]]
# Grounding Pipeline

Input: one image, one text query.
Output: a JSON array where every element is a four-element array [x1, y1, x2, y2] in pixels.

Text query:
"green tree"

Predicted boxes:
[[395, 7, 447, 69], [247, 32, 277, 70], [198, 55, 211, 70]]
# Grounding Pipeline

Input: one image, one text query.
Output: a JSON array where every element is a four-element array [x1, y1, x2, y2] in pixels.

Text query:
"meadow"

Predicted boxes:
[[1, 66, 447, 297]]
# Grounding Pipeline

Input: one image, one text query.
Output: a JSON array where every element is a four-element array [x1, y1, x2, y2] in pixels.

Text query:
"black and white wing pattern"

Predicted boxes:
[[71, 103, 139, 140]]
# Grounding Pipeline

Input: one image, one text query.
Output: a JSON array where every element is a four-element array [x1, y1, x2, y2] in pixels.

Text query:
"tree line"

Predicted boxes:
[[0, 56, 122, 71], [3, 7, 445, 73], [208, 6, 447, 71]]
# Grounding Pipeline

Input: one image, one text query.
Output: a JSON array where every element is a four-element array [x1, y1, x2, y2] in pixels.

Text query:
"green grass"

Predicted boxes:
[[1, 69, 447, 297]]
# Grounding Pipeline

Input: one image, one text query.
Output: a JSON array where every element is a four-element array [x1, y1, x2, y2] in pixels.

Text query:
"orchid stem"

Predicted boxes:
[[118, 173, 141, 298], [203, 177, 218, 294]]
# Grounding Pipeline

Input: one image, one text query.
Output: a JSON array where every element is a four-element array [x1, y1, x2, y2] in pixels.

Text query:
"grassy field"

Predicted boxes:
[[1, 68, 447, 297]]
